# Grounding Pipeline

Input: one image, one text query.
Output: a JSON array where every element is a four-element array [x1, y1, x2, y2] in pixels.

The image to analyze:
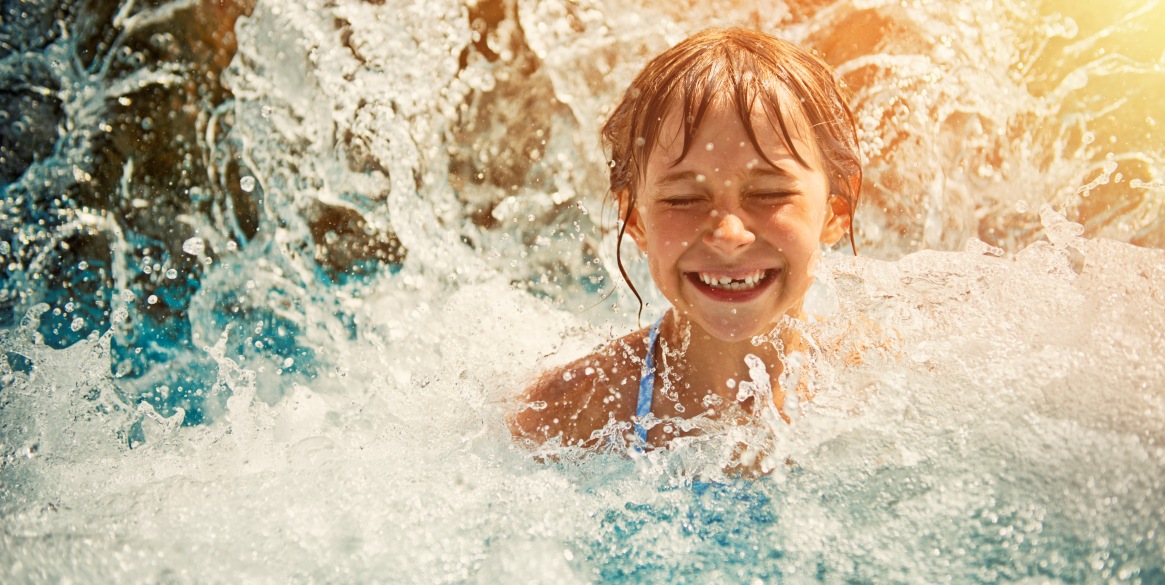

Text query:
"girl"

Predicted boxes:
[[512, 27, 861, 453]]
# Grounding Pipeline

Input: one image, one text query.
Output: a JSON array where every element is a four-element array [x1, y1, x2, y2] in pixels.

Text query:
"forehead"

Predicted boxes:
[[646, 94, 821, 173]]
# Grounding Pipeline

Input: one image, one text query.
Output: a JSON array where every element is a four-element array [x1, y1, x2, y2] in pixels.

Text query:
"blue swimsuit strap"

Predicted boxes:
[[634, 316, 664, 447]]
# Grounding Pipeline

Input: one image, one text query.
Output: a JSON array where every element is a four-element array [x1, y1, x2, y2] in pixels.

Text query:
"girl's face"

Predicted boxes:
[[625, 99, 850, 342]]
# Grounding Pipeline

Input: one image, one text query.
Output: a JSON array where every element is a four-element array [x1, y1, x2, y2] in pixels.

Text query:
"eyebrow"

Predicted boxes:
[[654, 165, 797, 189]]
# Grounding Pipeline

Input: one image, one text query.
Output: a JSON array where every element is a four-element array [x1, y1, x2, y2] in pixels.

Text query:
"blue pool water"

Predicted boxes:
[[2, 0, 1164, 582]]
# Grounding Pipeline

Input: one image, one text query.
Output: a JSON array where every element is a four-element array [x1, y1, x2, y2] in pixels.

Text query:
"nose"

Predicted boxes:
[[703, 210, 755, 254]]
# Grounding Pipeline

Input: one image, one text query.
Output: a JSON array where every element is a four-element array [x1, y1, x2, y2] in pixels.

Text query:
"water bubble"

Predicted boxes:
[[120, 289, 136, 302], [182, 237, 205, 256], [0, 241, 9, 255], [111, 306, 128, 323], [282, 358, 295, 368], [240, 176, 256, 193], [165, 268, 178, 279], [261, 105, 273, 118], [147, 295, 158, 305], [70, 317, 84, 332]]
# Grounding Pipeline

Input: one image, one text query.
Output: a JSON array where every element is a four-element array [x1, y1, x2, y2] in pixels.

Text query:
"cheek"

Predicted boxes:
[[767, 212, 818, 247], [644, 215, 700, 252]]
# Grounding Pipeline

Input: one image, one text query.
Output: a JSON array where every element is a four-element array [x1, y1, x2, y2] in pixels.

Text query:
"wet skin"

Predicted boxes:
[[514, 99, 850, 449], [624, 98, 849, 343]]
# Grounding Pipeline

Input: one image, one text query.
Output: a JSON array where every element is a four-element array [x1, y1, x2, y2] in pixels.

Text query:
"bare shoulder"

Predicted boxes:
[[510, 328, 652, 448]]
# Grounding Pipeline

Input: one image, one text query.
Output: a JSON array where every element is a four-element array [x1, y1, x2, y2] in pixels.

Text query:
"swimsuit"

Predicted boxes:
[[633, 316, 665, 449]]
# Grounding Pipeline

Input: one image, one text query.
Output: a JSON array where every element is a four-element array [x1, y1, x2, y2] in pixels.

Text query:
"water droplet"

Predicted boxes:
[[240, 176, 256, 193], [182, 237, 205, 256]]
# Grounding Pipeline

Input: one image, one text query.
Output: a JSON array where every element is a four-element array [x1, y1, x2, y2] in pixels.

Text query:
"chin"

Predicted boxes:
[[689, 312, 781, 344]]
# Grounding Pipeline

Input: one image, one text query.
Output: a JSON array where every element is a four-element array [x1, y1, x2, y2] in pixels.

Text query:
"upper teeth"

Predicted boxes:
[[698, 270, 766, 290]]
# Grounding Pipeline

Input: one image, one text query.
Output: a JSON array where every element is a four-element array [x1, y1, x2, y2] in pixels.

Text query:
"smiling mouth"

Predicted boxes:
[[688, 269, 776, 293]]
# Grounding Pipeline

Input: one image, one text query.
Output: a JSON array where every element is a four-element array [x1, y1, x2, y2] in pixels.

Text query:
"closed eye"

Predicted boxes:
[[659, 195, 706, 207], [747, 190, 797, 203]]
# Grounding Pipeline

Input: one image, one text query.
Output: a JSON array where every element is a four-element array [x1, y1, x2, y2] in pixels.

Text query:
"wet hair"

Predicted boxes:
[[601, 27, 862, 313]]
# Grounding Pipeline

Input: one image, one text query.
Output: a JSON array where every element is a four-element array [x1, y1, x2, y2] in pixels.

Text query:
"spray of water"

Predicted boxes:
[[2, 0, 1164, 582]]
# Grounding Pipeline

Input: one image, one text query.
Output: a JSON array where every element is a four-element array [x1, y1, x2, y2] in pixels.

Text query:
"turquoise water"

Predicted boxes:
[[2, 0, 1164, 582]]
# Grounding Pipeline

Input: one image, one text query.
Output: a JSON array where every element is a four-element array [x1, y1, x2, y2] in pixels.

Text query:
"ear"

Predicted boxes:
[[820, 193, 852, 245], [618, 189, 649, 253]]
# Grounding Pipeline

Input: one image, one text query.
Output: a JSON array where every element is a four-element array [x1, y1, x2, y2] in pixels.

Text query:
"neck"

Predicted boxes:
[[656, 310, 798, 409]]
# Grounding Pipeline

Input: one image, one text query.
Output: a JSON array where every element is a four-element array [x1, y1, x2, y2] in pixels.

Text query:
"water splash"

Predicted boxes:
[[2, 0, 1165, 582]]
